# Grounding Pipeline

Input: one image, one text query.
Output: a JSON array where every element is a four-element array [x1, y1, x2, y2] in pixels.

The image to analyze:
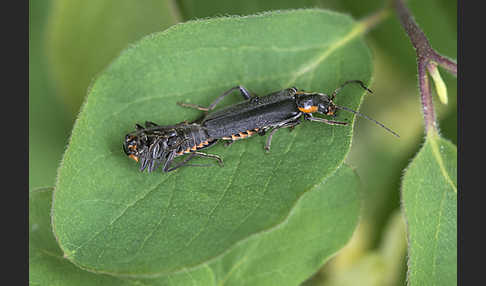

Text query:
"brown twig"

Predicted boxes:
[[393, 0, 457, 132]]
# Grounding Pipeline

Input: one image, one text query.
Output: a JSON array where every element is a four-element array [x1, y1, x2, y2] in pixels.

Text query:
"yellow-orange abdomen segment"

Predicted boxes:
[[298, 106, 318, 113]]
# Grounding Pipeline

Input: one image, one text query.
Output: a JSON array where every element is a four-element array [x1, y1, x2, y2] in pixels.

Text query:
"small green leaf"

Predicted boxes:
[[31, 164, 359, 285], [53, 9, 371, 276], [427, 62, 448, 105], [401, 131, 457, 285]]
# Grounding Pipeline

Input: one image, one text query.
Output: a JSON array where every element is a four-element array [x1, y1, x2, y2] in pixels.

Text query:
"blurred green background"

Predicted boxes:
[[29, 0, 456, 285]]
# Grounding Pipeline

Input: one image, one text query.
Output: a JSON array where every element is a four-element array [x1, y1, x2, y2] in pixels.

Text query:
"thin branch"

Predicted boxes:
[[394, 0, 434, 58], [417, 60, 437, 131], [393, 0, 457, 132], [431, 52, 457, 76]]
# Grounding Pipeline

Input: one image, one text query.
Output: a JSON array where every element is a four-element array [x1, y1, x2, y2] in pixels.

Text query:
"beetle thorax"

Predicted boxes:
[[295, 93, 335, 115]]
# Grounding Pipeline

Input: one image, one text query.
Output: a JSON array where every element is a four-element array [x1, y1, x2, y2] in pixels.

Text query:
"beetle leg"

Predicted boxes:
[[145, 121, 158, 128], [162, 151, 178, 172], [164, 151, 223, 172], [177, 85, 254, 112], [148, 158, 162, 173], [264, 128, 279, 152], [192, 151, 224, 167], [264, 120, 301, 152], [206, 86, 253, 111], [164, 152, 195, 172], [306, 114, 348, 126], [257, 128, 267, 136]]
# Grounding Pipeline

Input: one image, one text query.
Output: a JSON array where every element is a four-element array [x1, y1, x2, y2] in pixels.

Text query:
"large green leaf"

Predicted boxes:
[[52, 9, 371, 276], [401, 131, 457, 285], [32, 164, 359, 285]]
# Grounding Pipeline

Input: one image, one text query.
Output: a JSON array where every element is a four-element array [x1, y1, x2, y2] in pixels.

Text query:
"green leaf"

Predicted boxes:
[[305, 210, 407, 286], [32, 164, 359, 285], [401, 131, 457, 285], [30, 188, 140, 285], [52, 9, 371, 276], [46, 0, 179, 114]]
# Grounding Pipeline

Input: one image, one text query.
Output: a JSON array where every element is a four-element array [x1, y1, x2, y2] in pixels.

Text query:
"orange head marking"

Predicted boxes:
[[128, 144, 137, 151], [298, 105, 319, 114]]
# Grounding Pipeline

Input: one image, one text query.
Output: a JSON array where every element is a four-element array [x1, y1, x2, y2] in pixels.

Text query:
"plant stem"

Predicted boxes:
[[417, 60, 437, 131], [393, 0, 457, 133]]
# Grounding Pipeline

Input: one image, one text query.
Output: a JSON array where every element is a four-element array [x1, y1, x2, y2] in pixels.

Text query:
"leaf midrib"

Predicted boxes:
[[428, 132, 457, 193], [287, 17, 367, 85]]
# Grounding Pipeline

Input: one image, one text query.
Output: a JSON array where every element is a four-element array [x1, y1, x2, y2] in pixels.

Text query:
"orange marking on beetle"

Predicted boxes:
[[239, 132, 248, 138], [298, 106, 318, 113], [231, 134, 240, 140], [197, 140, 209, 148], [246, 130, 255, 135], [191, 145, 197, 151], [129, 154, 139, 162]]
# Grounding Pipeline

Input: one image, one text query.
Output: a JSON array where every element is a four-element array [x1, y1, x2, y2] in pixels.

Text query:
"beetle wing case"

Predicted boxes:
[[203, 88, 300, 139]]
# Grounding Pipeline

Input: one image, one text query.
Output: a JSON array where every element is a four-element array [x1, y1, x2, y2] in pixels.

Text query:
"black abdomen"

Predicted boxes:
[[173, 124, 216, 156]]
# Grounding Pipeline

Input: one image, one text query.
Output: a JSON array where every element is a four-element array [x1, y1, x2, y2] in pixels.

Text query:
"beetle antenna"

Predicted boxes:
[[335, 105, 400, 138], [331, 80, 373, 100]]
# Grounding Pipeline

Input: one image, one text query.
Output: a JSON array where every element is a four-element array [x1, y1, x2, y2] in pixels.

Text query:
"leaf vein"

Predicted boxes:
[[431, 187, 447, 280], [68, 174, 174, 256], [183, 143, 248, 248], [128, 177, 177, 261], [218, 240, 262, 286], [287, 22, 365, 85], [429, 135, 457, 193]]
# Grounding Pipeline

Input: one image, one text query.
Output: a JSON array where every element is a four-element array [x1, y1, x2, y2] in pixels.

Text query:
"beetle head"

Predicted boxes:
[[123, 124, 180, 171]]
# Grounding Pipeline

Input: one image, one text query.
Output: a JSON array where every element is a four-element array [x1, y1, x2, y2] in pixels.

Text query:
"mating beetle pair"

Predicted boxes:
[[123, 80, 399, 172]]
